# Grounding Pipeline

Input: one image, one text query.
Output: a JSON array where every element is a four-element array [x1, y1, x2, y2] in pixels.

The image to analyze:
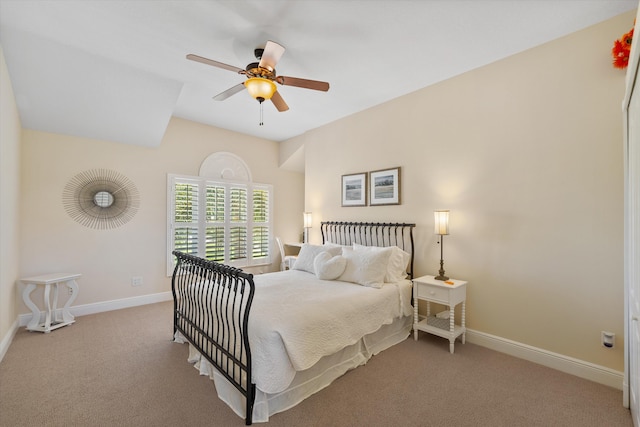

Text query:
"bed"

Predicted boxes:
[[172, 221, 416, 424]]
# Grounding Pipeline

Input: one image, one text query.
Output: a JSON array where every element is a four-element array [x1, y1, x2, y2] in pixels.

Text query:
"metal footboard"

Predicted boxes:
[[171, 251, 256, 425]]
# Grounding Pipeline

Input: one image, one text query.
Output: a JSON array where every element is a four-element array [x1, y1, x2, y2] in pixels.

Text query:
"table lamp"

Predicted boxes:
[[303, 212, 312, 243], [434, 210, 450, 281]]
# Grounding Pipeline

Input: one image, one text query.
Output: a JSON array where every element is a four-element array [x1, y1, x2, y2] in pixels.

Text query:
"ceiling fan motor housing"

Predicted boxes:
[[245, 62, 276, 80]]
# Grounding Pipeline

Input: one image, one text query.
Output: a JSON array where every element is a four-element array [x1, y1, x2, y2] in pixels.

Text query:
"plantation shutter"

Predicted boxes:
[[252, 187, 269, 261], [168, 174, 272, 275], [173, 181, 199, 256], [229, 186, 248, 262], [205, 185, 225, 262]]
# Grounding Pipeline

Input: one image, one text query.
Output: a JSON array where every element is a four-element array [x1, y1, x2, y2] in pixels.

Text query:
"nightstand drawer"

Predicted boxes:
[[416, 284, 449, 303]]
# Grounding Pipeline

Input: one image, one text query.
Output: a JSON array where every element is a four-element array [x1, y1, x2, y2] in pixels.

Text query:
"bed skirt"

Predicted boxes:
[[175, 315, 412, 423]]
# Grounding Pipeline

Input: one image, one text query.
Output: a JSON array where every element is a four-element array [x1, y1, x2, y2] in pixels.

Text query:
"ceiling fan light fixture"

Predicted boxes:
[[245, 77, 276, 102]]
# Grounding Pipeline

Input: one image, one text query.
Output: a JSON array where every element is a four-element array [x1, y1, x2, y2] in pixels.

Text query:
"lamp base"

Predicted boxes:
[[435, 235, 448, 281]]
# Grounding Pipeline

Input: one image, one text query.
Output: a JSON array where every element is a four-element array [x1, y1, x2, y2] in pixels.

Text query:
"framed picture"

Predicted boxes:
[[341, 172, 367, 207], [369, 167, 401, 205]]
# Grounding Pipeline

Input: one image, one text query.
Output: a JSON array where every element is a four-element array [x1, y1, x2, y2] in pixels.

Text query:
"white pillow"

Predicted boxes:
[[386, 246, 411, 282], [338, 246, 392, 288], [292, 244, 342, 274], [313, 252, 347, 280], [323, 242, 345, 250], [353, 244, 410, 283]]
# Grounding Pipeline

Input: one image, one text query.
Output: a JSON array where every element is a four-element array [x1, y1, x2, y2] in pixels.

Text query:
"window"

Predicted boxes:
[[167, 174, 272, 275]]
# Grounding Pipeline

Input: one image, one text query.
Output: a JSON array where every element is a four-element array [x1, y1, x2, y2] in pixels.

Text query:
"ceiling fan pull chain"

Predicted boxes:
[[259, 101, 264, 126]]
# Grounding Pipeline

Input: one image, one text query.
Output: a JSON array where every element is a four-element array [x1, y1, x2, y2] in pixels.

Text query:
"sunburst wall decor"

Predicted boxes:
[[62, 169, 140, 230]]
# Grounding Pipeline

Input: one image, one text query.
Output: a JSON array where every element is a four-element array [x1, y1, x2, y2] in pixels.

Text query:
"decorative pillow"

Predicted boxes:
[[338, 245, 392, 288], [386, 246, 411, 282], [353, 244, 410, 282], [292, 244, 342, 274], [313, 252, 347, 280], [323, 242, 348, 252]]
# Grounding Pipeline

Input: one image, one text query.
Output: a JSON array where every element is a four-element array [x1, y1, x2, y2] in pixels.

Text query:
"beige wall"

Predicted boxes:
[[0, 46, 22, 344], [298, 11, 635, 371], [18, 117, 304, 310]]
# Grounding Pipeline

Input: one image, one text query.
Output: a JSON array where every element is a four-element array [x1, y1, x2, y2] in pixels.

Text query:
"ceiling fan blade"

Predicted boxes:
[[276, 76, 329, 92], [271, 90, 289, 112], [213, 83, 246, 101], [186, 54, 244, 74], [259, 40, 285, 72]]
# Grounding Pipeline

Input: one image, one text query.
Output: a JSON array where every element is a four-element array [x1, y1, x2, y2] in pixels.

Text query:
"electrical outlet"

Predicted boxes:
[[131, 276, 143, 287], [602, 331, 615, 348], [68, 286, 73, 295]]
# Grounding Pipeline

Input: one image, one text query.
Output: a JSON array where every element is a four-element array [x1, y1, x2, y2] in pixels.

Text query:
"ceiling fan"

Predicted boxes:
[[187, 40, 330, 115]]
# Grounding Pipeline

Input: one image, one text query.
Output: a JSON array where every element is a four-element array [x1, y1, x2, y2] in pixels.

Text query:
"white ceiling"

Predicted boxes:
[[0, 1, 637, 147]]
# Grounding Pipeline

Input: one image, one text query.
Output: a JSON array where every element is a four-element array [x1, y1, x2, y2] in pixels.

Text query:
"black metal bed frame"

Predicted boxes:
[[171, 251, 256, 425], [171, 222, 415, 425]]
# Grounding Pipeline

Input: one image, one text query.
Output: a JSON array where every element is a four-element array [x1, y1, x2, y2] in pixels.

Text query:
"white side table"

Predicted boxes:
[[20, 273, 80, 333], [412, 275, 467, 353]]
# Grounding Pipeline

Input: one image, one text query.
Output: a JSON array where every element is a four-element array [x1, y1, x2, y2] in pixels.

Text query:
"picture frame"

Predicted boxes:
[[341, 172, 367, 207], [369, 167, 401, 205]]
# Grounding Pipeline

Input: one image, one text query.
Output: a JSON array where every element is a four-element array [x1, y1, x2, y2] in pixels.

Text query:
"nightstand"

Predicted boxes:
[[413, 275, 467, 353]]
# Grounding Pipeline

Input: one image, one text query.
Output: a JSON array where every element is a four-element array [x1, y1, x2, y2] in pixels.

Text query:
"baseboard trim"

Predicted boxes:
[[0, 319, 19, 364], [466, 328, 624, 390], [17, 291, 173, 327]]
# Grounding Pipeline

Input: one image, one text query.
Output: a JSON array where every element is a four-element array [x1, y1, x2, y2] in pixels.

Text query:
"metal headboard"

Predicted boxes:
[[320, 221, 416, 279]]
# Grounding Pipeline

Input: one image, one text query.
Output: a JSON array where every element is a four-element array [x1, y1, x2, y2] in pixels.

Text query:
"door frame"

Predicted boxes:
[[623, 7, 640, 424]]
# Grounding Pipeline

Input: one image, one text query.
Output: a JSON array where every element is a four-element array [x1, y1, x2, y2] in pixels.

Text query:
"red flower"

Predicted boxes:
[[612, 26, 634, 69]]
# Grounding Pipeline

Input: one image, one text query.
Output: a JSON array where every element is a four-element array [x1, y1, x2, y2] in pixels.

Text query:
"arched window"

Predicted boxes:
[[166, 153, 272, 274]]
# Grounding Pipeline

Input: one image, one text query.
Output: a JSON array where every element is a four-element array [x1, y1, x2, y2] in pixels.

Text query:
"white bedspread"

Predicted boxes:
[[249, 270, 412, 393]]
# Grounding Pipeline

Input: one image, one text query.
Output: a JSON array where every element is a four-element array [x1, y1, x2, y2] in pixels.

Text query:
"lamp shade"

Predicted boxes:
[[245, 77, 277, 101], [434, 210, 450, 235], [303, 212, 313, 228]]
